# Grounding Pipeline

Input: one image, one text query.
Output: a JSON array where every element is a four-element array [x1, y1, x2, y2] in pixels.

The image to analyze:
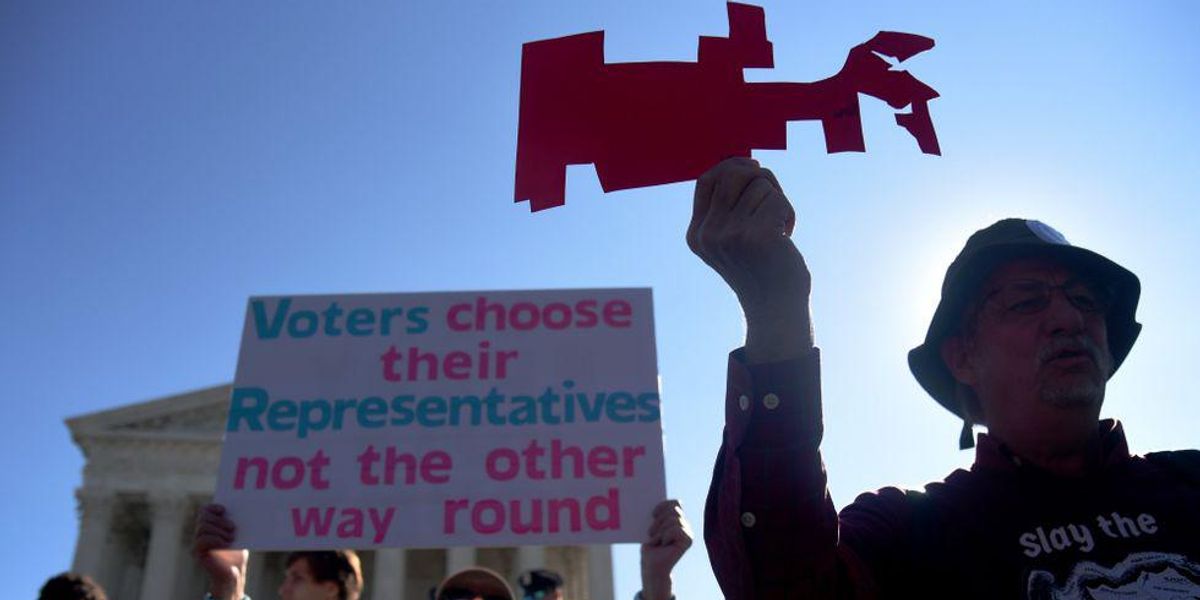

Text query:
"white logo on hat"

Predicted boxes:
[[1026, 220, 1069, 245]]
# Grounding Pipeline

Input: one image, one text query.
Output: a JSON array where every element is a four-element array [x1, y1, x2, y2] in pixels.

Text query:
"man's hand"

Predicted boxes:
[[193, 503, 248, 600], [640, 499, 693, 600], [687, 158, 814, 362]]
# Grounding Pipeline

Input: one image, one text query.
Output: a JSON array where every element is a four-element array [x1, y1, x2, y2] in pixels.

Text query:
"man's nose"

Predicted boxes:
[[1042, 287, 1086, 335]]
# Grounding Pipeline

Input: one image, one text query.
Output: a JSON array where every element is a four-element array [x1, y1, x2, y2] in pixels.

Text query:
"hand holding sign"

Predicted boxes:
[[192, 504, 247, 600], [514, 2, 940, 211], [641, 499, 694, 600], [688, 158, 813, 363]]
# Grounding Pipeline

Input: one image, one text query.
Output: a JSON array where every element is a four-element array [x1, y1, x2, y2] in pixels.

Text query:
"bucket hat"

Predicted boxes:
[[436, 567, 516, 600]]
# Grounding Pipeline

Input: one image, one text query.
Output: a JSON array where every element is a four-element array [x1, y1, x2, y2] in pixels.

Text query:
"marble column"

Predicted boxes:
[[139, 493, 190, 600], [372, 548, 406, 600], [445, 546, 476, 576], [72, 489, 116, 587], [586, 544, 614, 600], [515, 545, 546, 577]]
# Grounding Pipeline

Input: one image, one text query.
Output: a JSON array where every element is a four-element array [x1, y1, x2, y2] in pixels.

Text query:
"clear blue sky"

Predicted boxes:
[[3, 1, 1198, 598]]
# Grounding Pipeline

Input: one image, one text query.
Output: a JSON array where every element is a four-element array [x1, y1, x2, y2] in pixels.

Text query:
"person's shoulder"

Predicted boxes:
[[841, 485, 922, 522], [1138, 448, 1200, 485], [842, 468, 976, 510], [1143, 448, 1200, 461], [840, 468, 1007, 533], [836, 486, 920, 552]]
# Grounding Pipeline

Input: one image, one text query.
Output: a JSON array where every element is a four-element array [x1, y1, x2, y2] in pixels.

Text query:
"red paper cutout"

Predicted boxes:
[[514, 2, 940, 211]]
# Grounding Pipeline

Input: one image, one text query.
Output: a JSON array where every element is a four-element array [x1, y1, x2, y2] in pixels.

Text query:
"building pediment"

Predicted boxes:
[[67, 384, 231, 444], [68, 384, 233, 493]]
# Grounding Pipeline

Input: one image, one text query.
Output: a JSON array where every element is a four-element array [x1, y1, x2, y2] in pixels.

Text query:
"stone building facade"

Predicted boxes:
[[67, 384, 613, 600]]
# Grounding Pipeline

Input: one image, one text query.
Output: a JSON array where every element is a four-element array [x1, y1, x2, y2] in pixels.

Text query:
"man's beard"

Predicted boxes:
[[1036, 335, 1113, 409]]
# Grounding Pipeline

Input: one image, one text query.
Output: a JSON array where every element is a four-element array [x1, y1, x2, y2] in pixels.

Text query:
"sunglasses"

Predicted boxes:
[[439, 587, 509, 600], [982, 278, 1111, 316]]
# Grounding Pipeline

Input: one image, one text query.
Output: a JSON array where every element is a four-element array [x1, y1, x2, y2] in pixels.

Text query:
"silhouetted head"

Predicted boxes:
[[436, 567, 515, 600], [908, 219, 1140, 449], [38, 573, 107, 600], [518, 568, 565, 600]]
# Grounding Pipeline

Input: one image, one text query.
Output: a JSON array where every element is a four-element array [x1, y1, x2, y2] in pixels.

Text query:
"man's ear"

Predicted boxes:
[[940, 335, 977, 386]]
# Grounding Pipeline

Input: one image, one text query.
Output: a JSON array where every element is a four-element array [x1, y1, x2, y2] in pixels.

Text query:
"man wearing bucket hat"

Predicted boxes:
[[690, 158, 1200, 598]]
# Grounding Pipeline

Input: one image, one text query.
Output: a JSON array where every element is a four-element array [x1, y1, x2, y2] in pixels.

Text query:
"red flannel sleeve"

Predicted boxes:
[[704, 348, 899, 599]]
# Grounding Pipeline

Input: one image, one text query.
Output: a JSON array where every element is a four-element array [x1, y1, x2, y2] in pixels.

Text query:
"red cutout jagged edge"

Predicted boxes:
[[515, 2, 940, 212]]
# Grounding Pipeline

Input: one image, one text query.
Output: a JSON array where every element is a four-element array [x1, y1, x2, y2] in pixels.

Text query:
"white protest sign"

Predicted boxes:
[[215, 288, 665, 549]]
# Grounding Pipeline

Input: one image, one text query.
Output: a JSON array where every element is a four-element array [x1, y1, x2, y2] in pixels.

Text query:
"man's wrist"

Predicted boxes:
[[206, 586, 235, 600], [639, 572, 673, 600], [635, 591, 675, 600], [744, 307, 814, 364], [204, 594, 249, 600]]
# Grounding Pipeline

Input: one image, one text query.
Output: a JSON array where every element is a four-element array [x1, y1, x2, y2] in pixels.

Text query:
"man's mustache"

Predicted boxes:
[[1037, 336, 1108, 371]]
